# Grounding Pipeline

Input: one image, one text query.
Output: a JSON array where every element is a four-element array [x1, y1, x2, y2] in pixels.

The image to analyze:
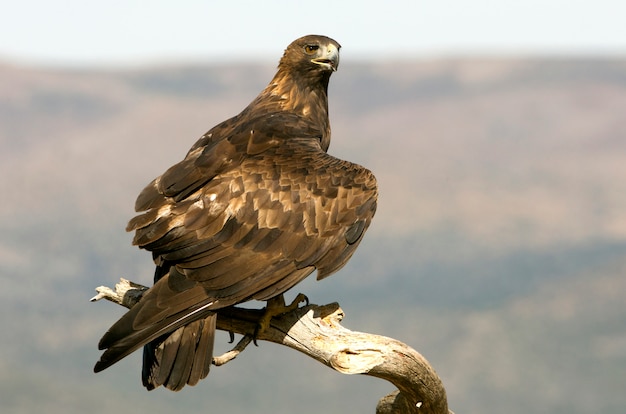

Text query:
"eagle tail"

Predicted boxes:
[[142, 314, 216, 391], [94, 266, 218, 390], [94, 307, 217, 391]]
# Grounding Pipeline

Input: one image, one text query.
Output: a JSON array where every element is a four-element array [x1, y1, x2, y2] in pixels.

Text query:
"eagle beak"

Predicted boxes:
[[312, 44, 340, 72]]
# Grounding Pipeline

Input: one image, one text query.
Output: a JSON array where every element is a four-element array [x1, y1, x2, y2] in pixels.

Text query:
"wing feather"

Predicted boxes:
[[97, 113, 377, 389]]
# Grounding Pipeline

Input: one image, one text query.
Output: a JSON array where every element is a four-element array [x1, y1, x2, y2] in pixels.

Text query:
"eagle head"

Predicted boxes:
[[280, 35, 341, 74]]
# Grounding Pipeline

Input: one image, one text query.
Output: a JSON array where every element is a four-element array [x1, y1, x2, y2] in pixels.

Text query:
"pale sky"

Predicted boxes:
[[1, 0, 625, 67]]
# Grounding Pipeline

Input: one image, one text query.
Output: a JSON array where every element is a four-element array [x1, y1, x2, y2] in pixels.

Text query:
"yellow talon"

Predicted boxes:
[[254, 293, 309, 344]]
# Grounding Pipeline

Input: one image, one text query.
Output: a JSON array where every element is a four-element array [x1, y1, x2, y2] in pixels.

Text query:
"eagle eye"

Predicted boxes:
[[304, 44, 319, 55]]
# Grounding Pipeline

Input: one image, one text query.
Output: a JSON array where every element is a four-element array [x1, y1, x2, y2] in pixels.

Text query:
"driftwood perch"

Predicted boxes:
[[92, 278, 452, 414]]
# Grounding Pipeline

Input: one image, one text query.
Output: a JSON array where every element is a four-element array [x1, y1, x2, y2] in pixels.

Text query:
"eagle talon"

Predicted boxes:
[[252, 327, 260, 347], [300, 294, 310, 307], [253, 293, 310, 345], [228, 331, 235, 344]]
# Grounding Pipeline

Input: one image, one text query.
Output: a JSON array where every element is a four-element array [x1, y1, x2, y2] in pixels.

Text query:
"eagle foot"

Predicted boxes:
[[212, 334, 254, 366], [253, 293, 309, 345]]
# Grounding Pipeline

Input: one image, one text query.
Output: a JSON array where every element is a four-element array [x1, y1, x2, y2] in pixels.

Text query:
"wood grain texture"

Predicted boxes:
[[93, 279, 452, 414]]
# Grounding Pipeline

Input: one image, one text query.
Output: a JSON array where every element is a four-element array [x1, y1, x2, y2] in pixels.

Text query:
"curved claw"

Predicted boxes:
[[252, 326, 260, 346], [252, 293, 311, 345], [299, 293, 310, 307]]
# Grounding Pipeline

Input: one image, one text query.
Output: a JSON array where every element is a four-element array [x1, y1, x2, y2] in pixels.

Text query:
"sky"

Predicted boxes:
[[1, 0, 625, 67]]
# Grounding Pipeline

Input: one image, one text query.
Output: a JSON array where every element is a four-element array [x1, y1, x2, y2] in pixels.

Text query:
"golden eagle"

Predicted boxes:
[[94, 35, 378, 391]]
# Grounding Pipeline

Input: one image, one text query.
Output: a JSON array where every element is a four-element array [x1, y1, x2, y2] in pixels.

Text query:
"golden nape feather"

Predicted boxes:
[[95, 34, 377, 391]]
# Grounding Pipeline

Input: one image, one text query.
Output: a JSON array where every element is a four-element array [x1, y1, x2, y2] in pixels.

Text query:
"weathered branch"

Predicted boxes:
[[92, 279, 452, 414]]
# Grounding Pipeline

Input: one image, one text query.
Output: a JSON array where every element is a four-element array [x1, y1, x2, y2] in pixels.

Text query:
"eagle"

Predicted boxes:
[[94, 34, 378, 391]]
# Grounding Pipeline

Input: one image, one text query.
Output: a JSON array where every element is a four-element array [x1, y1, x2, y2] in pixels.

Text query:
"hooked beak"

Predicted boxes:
[[312, 43, 340, 72]]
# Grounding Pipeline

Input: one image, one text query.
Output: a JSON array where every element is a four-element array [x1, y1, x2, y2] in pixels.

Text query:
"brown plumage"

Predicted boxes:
[[94, 34, 378, 391]]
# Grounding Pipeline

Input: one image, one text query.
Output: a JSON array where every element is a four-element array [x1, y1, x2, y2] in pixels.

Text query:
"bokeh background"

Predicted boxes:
[[2, 1, 625, 413]]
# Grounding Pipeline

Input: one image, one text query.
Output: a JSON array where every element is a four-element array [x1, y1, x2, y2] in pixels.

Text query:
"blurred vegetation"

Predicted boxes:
[[1, 58, 625, 413]]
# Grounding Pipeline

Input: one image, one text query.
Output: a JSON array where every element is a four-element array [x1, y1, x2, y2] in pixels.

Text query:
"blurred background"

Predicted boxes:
[[1, 1, 625, 413]]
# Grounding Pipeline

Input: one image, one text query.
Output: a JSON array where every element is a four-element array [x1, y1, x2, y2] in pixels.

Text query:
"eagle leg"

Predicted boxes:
[[253, 293, 309, 345]]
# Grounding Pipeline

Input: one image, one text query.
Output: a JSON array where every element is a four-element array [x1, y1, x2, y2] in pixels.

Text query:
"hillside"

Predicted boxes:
[[1, 58, 625, 414]]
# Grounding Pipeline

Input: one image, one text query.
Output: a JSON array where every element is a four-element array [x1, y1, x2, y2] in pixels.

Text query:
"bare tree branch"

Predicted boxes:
[[92, 278, 452, 414]]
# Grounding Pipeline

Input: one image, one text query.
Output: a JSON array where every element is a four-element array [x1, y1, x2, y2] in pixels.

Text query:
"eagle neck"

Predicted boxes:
[[254, 70, 332, 152]]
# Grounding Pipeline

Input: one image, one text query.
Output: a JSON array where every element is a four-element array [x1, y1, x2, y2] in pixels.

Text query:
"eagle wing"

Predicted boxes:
[[131, 111, 377, 302], [95, 112, 377, 380]]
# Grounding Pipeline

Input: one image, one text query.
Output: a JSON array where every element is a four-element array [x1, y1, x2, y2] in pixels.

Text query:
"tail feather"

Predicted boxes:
[[94, 266, 218, 391], [95, 265, 216, 376], [189, 314, 216, 385], [142, 314, 216, 391]]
